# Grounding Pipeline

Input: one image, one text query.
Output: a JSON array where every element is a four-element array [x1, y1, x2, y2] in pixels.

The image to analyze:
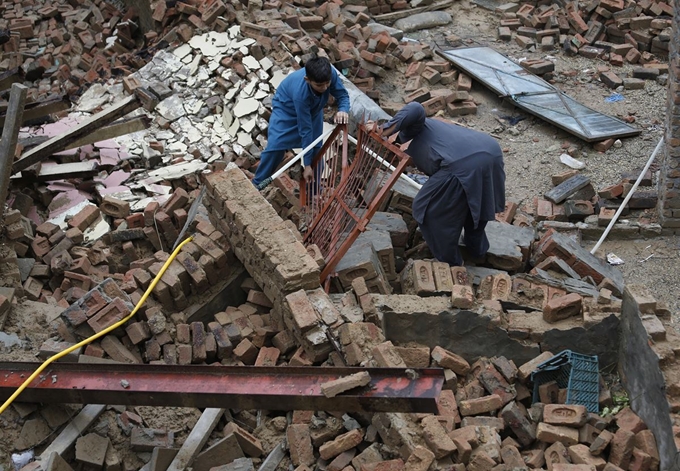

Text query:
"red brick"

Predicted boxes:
[[609, 429, 635, 469], [459, 395, 503, 416], [615, 407, 647, 433], [68, 205, 100, 231], [254, 346, 280, 366], [543, 293, 582, 323], [87, 298, 131, 333], [543, 404, 588, 428], [287, 424, 315, 466]]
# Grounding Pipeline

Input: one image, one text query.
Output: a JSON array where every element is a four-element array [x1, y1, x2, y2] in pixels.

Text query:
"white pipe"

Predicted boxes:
[[347, 134, 423, 190], [256, 126, 335, 190], [590, 136, 664, 255]]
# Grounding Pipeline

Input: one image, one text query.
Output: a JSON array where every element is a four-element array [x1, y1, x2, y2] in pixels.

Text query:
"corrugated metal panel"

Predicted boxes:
[[439, 47, 640, 142]]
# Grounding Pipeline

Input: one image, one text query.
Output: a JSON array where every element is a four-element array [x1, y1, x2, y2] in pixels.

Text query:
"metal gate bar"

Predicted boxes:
[[299, 124, 349, 229], [303, 124, 411, 282], [0, 362, 443, 413]]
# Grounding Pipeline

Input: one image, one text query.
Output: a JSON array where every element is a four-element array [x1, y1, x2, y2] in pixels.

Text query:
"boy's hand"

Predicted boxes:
[[303, 165, 314, 182], [334, 112, 349, 124]]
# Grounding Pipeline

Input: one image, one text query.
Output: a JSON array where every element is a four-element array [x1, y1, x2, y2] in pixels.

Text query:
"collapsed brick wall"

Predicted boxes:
[[202, 163, 340, 361], [658, 4, 680, 229]]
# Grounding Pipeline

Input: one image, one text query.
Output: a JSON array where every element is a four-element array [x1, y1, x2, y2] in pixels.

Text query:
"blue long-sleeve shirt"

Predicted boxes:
[[267, 67, 350, 166]]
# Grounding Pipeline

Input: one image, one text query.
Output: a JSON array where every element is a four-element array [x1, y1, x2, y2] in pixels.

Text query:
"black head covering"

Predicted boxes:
[[382, 102, 426, 143]]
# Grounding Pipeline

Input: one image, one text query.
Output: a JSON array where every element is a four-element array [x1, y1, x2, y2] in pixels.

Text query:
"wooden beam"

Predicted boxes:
[[33, 161, 99, 181], [12, 95, 141, 175], [66, 115, 151, 150], [0, 95, 71, 128], [0, 83, 27, 207], [0, 68, 21, 92], [372, 0, 454, 23], [39, 404, 106, 460], [166, 408, 224, 471]]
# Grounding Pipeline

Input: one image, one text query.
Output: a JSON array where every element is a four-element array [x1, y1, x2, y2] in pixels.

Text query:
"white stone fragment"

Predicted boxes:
[[156, 95, 187, 121], [233, 97, 260, 118], [223, 108, 234, 129], [241, 118, 256, 133], [173, 43, 193, 59], [259, 57, 273, 71], [228, 118, 240, 136], [270, 69, 288, 89], [243, 55, 261, 71], [237, 132, 253, 147], [225, 87, 239, 101], [228, 25, 240, 39], [188, 53, 202, 76]]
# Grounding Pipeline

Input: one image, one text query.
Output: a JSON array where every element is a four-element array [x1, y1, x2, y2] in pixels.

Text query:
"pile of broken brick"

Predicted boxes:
[[507, 168, 662, 243], [6, 164, 670, 469], [1, 0, 477, 122], [496, 0, 671, 90]]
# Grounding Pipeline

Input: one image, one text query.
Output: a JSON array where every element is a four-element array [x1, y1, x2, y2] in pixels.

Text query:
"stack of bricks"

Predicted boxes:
[[497, 0, 671, 86], [657, 2, 680, 231], [497, 169, 662, 241], [281, 350, 662, 471], [202, 164, 321, 331]]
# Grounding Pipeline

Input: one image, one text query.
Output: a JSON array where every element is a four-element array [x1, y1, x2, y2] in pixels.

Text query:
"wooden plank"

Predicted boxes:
[[66, 115, 151, 150], [39, 404, 106, 460], [0, 95, 70, 128], [166, 408, 224, 471], [0, 83, 27, 207], [372, 0, 454, 23], [12, 95, 140, 175], [544, 174, 590, 204], [34, 161, 99, 181], [0, 68, 21, 92]]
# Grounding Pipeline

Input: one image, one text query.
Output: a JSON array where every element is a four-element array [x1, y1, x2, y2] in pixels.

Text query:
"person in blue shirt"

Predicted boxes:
[[379, 102, 506, 266], [252, 57, 351, 187]]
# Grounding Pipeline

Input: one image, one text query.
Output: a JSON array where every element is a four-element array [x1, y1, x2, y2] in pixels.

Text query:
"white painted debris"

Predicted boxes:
[[173, 43, 193, 59], [233, 97, 259, 118], [156, 95, 187, 121], [148, 161, 208, 180], [243, 55, 261, 71], [559, 153, 586, 169], [607, 253, 625, 265]]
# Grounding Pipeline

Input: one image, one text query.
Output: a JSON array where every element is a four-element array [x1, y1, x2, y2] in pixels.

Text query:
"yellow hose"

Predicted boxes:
[[0, 236, 194, 416]]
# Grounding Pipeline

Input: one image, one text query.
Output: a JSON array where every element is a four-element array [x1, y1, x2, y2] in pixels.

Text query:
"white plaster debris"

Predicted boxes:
[[173, 43, 193, 59], [237, 132, 253, 147], [233, 97, 260, 118], [270, 69, 288, 89], [243, 55, 261, 71], [156, 94, 187, 121], [148, 161, 208, 180]]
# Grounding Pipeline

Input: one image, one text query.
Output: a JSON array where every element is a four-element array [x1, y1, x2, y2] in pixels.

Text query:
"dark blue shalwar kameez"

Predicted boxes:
[[383, 102, 505, 266], [252, 67, 350, 186]]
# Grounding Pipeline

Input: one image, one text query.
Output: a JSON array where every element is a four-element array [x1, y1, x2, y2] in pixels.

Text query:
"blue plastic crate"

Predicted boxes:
[[531, 350, 599, 413]]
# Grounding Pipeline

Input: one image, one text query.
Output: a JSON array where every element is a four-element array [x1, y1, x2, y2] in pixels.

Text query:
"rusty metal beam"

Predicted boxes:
[[0, 363, 444, 413]]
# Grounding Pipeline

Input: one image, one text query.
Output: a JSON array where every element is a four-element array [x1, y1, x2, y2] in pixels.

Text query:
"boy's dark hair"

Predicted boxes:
[[305, 57, 332, 83]]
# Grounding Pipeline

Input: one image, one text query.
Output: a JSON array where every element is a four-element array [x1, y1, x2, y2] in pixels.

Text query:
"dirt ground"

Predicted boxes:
[[0, 1, 677, 468]]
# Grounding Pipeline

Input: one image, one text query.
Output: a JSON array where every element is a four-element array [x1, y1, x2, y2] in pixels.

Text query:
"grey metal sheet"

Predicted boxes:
[[439, 47, 640, 142]]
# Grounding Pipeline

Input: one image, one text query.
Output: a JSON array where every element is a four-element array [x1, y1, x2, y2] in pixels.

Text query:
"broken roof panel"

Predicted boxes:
[[439, 47, 641, 142]]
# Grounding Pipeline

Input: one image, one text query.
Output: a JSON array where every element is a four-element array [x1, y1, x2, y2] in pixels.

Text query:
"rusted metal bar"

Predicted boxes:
[[0, 363, 444, 413]]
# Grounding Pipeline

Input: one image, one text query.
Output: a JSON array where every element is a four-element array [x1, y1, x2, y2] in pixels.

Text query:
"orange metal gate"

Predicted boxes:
[[301, 123, 411, 283]]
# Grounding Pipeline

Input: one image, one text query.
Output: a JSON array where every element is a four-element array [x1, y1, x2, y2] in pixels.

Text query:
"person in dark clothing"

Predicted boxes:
[[252, 57, 350, 187], [379, 102, 506, 266]]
